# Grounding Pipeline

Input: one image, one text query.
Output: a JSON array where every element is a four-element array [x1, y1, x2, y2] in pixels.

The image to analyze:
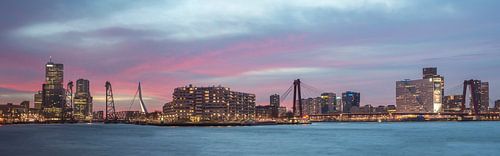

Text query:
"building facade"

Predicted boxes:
[[443, 95, 464, 112], [320, 92, 337, 114], [73, 79, 93, 120], [255, 105, 274, 119], [342, 91, 360, 113], [40, 60, 66, 119], [495, 100, 500, 112], [396, 68, 444, 113], [480, 82, 489, 112], [34, 91, 43, 110], [270, 94, 280, 118], [163, 85, 255, 122], [301, 97, 322, 116]]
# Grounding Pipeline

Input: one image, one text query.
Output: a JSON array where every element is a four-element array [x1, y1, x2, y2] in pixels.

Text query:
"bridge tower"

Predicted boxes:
[[292, 79, 303, 117], [138, 82, 148, 114], [105, 81, 117, 122]]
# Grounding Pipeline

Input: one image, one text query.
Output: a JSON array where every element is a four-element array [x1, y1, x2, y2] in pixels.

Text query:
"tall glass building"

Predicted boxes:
[[342, 91, 360, 113], [73, 79, 93, 120], [41, 60, 66, 118]]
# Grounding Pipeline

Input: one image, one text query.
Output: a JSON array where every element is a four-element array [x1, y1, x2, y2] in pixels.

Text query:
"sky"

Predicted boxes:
[[1, 0, 500, 112]]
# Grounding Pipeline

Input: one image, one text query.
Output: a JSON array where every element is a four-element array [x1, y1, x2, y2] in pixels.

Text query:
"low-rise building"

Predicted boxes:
[[255, 105, 274, 119], [374, 105, 387, 113], [359, 104, 374, 113], [387, 105, 397, 113], [443, 95, 463, 112], [0, 102, 30, 118]]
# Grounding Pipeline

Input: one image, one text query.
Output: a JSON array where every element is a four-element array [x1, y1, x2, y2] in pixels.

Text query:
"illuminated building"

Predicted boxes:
[[270, 94, 280, 107], [443, 95, 464, 112], [73, 79, 93, 120], [396, 68, 444, 113], [374, 105, 387, 113], [0, 102, 29, 118], [255, 105, 274, 119], [40, 59, 66, 119], [480, 82, 489, 112], [320, 92, 337, 114], [342, 91, 360, 113], [387, 105, 396, 113], [163, 85, 255, 122], [34, 91, 42, 110], [301, 97, 322, 115], [270, 94, 280, 118]]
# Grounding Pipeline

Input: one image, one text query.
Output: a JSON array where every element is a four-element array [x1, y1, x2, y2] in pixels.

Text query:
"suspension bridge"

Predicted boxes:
[[103, 81, 150, 123]]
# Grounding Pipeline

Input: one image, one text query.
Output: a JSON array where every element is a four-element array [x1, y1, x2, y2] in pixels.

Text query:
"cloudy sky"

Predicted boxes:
[[1, 0, 500, 111]]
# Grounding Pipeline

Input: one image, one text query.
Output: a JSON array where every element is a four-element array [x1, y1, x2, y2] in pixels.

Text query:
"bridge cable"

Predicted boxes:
[[128, 89, 139, 112]]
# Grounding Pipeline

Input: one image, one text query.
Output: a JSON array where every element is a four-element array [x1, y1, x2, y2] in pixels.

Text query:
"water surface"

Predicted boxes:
[[1, 122, 499, 156]]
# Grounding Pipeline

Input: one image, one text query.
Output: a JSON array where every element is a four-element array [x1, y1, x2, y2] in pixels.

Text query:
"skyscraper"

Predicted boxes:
[[396, 68, 444, 113], [301, 97, 322, 115], [480, 82, 489, 112], [40, 59, 66, 118], [270, 94, 280, 117], [270, 94, 280, 108], [342, 91, 360, 113], [34, 91, 43, 110], [320, 92, 336, 114], [73, 79, 93, 120]]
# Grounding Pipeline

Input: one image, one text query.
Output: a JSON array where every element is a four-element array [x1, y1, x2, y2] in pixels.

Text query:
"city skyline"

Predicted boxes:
[[1, 1, 500, 111]]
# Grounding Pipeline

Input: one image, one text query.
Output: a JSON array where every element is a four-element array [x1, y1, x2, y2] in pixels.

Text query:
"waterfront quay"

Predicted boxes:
[[4, 112, 500, 126], [309, 112, 500, 122]]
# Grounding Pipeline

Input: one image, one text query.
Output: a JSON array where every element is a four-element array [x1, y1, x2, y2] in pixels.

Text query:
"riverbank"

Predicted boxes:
[[3, 119, 500, 127]]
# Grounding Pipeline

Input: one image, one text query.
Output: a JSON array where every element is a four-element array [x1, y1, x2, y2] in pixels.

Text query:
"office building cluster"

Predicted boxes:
[[397, 67, 492, 113], [255, 94, 287, 119], [29, 60, 94, 121]]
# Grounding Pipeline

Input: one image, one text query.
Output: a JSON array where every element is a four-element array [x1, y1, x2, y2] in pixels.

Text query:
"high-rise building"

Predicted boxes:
[[34, 91, 43, 110], [480, 82, 489, 112], [40, 60, 66, 118], [463, 80, 489, 113], [396, 68, 444, 113], [320, 92, 336, 114], [269, 94, 280, 118], [73, 79, 93, 120], [270, 94, 280, 107], [163, 85, 255, 122], [495, 100, 500, 112], [336, 96, 343, 112], [301, 97, 322, 115], [443, 95, 463, 112], [342, 91, 360, 113]]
